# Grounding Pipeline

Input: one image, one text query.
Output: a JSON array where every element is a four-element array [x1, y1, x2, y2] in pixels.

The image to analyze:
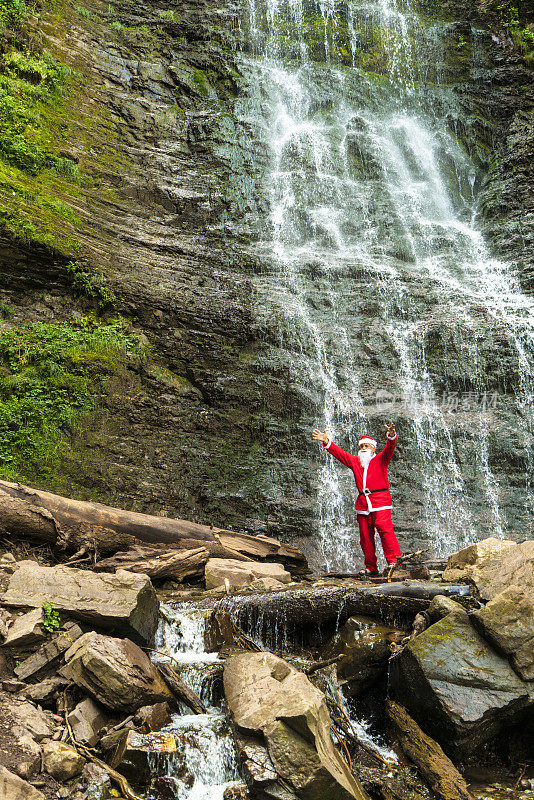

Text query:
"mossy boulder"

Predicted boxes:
[[389, 610, 532, 753]]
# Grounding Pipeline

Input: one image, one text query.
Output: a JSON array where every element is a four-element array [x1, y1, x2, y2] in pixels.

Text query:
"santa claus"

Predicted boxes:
[[312, 420, 401, 576]]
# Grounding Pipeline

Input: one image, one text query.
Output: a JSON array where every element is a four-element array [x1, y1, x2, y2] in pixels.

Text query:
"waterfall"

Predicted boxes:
[[149, 604, 245, 799], [233, 0, 534, 568]]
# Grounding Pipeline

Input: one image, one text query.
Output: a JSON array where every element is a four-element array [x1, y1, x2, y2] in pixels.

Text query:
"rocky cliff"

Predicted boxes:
[[0, 0, 532, 566]]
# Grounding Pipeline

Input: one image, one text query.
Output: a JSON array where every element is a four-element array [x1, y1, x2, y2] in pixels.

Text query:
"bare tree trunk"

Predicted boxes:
[[0, 481, 308, 573], [94, 546, 209, 581], [386, 701, 472, 800]]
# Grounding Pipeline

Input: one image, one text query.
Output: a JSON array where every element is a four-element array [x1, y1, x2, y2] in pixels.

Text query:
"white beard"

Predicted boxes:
[[358, 449, 373, 468]]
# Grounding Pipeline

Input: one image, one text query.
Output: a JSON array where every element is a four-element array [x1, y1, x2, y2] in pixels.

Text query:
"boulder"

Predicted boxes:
[[42, 741, 86, 781], [428, 595, 465, 622], [1, 562, 158, 644], [134, 702, 172, 732], [470, 586, 534, 681], [223, 651, 369, 800], [2, 609, 45, 648], [15, 622, 84, 681], [319, 615, 405, 695], [0, 766, 45, 800], [61, 631, 173, 711], [442, 538, 534, 601], [21, 677, 69, 706], [111, 729, 176, 786], [205, 559, 291, 591], [389, 610, 532, 753], [7, 698, 56, 742], [68, 698, 109, 746]]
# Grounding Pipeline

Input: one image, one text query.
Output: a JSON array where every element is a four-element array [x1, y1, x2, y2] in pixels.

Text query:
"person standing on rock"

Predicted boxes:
[[313, 421, 401, 577]]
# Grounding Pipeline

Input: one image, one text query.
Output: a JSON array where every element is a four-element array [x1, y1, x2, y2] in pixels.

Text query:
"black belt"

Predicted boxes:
[[358, 488, 388, 496]]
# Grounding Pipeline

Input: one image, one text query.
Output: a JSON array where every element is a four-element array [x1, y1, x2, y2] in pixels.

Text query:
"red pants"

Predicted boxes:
[[357, 509, 401, 572]]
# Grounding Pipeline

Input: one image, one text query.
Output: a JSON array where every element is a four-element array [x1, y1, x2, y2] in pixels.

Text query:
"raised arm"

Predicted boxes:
[[379, 420, 397, 466], [312, 428, 354, 469]]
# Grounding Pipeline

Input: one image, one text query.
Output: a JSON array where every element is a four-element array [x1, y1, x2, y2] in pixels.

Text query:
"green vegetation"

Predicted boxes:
[[0, 0, 89, 252], [0, 0, 27, 29], [0, 317, 142, 482], [0, 49, 75, 175], [65, 261, 116, 309], [158, 9, 177, 21], [41, 602, 60, 634], [481, 0, 534, 66], [0, 0, 130, 256]]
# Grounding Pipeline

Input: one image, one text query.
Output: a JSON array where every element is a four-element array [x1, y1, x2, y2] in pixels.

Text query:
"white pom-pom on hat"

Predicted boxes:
[[359, 436, 377, 447]]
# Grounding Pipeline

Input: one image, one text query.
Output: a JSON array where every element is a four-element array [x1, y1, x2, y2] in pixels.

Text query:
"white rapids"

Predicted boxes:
[[149, 604, 245, 799]]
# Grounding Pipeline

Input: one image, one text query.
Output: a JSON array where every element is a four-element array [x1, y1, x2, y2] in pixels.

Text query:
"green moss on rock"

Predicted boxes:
[[0, 316, 143, 483]]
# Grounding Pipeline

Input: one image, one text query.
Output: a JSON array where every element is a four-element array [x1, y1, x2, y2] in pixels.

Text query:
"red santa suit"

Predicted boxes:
[[322, 432, 401, 572]]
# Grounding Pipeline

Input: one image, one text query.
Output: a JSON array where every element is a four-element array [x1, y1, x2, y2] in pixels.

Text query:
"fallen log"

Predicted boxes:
[[0, 480, 308, 573], [371, 582, 473, 599], [207, 585, 431, 634], [386, 700, 472, 800], [94, 545, 209, 582], [155, 662, 206, 714]]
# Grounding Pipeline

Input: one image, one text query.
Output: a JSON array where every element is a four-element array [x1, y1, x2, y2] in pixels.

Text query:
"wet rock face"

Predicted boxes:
[[319, 615, 405, 696], [0, 0, 531, 563]]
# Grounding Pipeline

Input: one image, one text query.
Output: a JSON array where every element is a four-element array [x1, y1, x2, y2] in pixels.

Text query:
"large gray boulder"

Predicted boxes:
[[61, 632, 173, 712], [470, 586, 534, 681], [1, 561, 158, 644], [223, 652, 369, 800], [442, 538, 534, 601], [390, 610, 532, 753]]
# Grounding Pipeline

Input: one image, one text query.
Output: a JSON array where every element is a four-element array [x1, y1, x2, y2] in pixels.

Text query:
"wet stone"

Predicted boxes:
[[111, 730, 177, 787]]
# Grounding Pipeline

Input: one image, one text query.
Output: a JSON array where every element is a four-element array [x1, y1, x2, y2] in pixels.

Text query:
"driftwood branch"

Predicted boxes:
[[386, 700, 472, 800], [94, 545, 209, 581], [156, 662, 207, 714]]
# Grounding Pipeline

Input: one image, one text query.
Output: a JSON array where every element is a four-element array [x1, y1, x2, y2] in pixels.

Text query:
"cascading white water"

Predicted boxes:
[[234, 0, 533, 568], [321, 666, 398, 764], [150, 604, 245, 799]]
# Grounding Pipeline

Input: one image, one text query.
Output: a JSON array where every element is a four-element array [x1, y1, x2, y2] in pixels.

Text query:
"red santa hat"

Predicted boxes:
[[359, 435, 377, 447]]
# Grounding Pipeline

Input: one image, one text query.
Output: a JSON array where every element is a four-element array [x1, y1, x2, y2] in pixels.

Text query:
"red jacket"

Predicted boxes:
[[323, 434, 397, 515]]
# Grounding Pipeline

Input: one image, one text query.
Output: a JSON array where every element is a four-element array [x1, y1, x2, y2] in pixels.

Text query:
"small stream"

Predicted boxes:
[[149, 605, 245, 799], [144, 601, 399, 798]]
